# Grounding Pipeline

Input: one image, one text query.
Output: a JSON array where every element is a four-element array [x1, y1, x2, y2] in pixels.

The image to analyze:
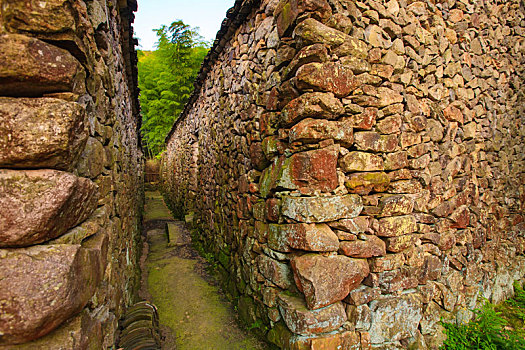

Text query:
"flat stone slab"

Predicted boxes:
[[282, 194, 363, 223], [0, 169, 98, 247]]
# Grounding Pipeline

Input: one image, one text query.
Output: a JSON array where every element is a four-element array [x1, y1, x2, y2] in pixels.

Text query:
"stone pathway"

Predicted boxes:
[[141, 191, 268, 349]]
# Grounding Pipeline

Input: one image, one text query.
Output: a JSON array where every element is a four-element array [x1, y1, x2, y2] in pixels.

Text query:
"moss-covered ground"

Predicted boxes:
[[142, 191, 267, 349]]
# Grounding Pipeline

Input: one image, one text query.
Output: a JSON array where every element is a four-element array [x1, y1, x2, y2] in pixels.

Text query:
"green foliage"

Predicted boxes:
[[441, 283, 525, 350], [138, 20, 209, 157]]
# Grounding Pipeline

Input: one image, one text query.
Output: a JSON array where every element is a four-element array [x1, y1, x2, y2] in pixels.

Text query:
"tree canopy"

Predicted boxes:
[[138, 20, 209, 157]]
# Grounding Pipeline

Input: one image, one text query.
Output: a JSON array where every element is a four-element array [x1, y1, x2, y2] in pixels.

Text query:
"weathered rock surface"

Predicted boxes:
[[0, 169, 98, 247], [0, 244, 103, 345], [339, 235, 386, 258], [0, 97, 87, 170], [0, 34, 85, 96], [280, 92, 344, 127], [368, 294, 423, 344], [282, 195, 363, 223], [291, 254, 369, 309], [268, 223, 339, 252], [278, 293, 346, 335]]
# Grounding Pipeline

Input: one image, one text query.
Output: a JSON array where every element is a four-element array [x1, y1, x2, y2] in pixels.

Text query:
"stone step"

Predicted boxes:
[[118, 301, 161, 350]]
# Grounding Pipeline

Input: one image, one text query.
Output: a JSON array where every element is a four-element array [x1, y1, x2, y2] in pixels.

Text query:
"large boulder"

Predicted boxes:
[[0, 243, 104, 345], [0, 34, 85, 97], [291, 254, 369, 309], [0, 97, 88, 170], [0, 170, 98, 247]]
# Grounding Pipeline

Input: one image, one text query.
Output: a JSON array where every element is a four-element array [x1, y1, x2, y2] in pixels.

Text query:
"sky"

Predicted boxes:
[[134, 0, 236, 51]]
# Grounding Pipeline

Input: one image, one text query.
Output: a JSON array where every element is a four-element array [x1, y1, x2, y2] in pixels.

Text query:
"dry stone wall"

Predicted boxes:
[[163, 0, 525, 348], [0, 0, 143, 348]]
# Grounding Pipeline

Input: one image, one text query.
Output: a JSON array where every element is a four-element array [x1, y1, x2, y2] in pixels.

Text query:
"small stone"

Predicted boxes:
[[369, 253, 406, 273], [385, 234, 419, 252], [368, 294, 423, 344], [443, 105, 464, 124], [339, 235, 386, 258], [339, 152, 384, 172], [0, 34, 85, 96], [276, 145, 339, 194], [296, 62, 360, 98], [280, 92, 344, 127], [294, 18, 348, 48], [278, 293, 346, 335], [380, 195, 415, 216], [0, 244, 103, 345], [289, 118, 353, 146], [376, 215, 417, 237], [345, 172, 390, 195], [257, 254, 293, 289], [377, 87, 403, 107], [291, 254, 370, 309]]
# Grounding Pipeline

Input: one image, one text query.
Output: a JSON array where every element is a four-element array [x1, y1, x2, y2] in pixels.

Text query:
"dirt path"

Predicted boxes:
[[140, 191, 268, 350]]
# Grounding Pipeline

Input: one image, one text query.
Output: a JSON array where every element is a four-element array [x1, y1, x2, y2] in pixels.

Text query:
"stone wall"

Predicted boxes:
[[0, 0, 143, 348], [163, 0, 525, 348]]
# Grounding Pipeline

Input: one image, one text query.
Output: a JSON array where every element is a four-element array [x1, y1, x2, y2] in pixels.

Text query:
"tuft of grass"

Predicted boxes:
[[441, 282, 525, 350]]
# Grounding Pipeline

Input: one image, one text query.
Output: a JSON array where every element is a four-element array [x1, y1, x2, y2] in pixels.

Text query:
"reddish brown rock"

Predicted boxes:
[[289, 118, 353, 146], [345, 172, 390, 195], [0, 34, 85, 97], [354, 132, 398, 152], [339, 152, 384, 172], [0, 170, 98, 247], [0, 244, 103, 345], [339, 235, 386, 258], [282, 195, 363, 223], [268, 223, 339, 252], [291, 254, 369, 309], [376, 215, 417, 237], [280, 92, 344, 127], [284, 44, 329, 79], [289, 330, 361, 349], [369, 253, 406, 272], [296, 62, 360, 98], [380, 195, 415, 217], [279, 146, 339, 194], [385, 234, 419, 252], [257, 254, 293, 289], [341, 107, 378, 130], [0, 97, 87, 170], [277, 293, 346, 336]]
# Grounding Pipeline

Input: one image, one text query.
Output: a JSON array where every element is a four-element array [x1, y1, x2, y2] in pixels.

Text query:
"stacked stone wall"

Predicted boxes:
[[0, 0, 143, 348], [163, 0, 525, 348]]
